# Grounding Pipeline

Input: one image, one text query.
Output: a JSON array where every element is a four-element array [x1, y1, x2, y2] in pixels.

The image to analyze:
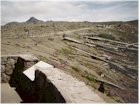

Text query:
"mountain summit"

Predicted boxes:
[[26, 17, 43, 23]]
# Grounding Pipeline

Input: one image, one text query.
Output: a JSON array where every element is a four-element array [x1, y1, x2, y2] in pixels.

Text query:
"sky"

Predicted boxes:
[[1, 0, 138, 25]]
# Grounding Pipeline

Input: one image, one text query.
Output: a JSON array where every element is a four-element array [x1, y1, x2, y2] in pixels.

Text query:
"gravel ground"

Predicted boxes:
[[1, 83, 22, 103]]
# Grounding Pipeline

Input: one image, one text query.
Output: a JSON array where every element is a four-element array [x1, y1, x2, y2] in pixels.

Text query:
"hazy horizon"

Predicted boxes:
[[2, 16, 139, 26], [1, 0, 138, 25]]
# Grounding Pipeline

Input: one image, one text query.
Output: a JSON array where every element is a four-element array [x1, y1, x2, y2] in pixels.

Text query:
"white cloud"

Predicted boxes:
[[1, 1, 138, 25]]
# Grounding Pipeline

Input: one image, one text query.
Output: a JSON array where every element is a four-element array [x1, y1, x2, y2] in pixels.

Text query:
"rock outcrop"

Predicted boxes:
[[26, 17, 44, 23], [1, 55, 38, 83]]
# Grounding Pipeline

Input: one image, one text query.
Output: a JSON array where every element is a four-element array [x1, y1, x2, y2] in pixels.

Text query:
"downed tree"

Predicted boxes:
[[63, 37, 124, 57], [108, 62, 137, 80], [86, 41, 118, 51], [96, 78, 125, 90], [85, 41, 125, 56], [87, 36, 138, 52], [87, 36, 129, 46], [63, 37, 82, 44], [73, 47, 107, 62], [73, 47, 137, 80], [63, 37, 137, 80], [98, 47, 125, 56]]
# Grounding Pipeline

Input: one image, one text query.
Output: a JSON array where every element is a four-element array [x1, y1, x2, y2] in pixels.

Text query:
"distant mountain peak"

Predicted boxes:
[[26, 17, 43, 23]]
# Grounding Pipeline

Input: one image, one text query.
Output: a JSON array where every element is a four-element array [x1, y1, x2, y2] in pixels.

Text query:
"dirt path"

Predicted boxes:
[[27, 27, 95, 38], [1, 83, 22, 103]]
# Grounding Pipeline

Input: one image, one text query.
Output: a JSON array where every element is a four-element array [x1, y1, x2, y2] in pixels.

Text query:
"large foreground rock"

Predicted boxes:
[[23, 61, 106, 103]]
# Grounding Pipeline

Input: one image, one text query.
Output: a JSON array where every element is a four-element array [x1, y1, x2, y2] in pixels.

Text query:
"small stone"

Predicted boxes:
[[1, 73, 10, 83], [7, 58, 16, 66], [1, 65, 6, 73], [1, 57, 7, 65], [5, 64, 14, 75], [101, 74, 105, 78]]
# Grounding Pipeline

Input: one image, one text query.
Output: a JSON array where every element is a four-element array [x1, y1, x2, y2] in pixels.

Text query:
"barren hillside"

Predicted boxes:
[[1, 17, 138, 103]]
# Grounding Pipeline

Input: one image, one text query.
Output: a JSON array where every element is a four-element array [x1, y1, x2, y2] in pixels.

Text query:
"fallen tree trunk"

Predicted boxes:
[[64, 38, 137, 80], [87, 36, 138, 52], [73, 47, 137, 80], [63, 37, 82, 44], [63, 36, 129, 56], [87, 36, 129, 46], [108, 62, 137, 80], [85, 42, 125, 56], [98, 47, 125, 56], [118, 46, 138, 52], [96, 79, 125, 90], [73, 47, 107, 62]]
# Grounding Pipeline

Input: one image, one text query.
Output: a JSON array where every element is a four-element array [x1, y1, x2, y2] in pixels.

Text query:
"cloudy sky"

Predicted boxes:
[[1, 0, 138, 25]]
